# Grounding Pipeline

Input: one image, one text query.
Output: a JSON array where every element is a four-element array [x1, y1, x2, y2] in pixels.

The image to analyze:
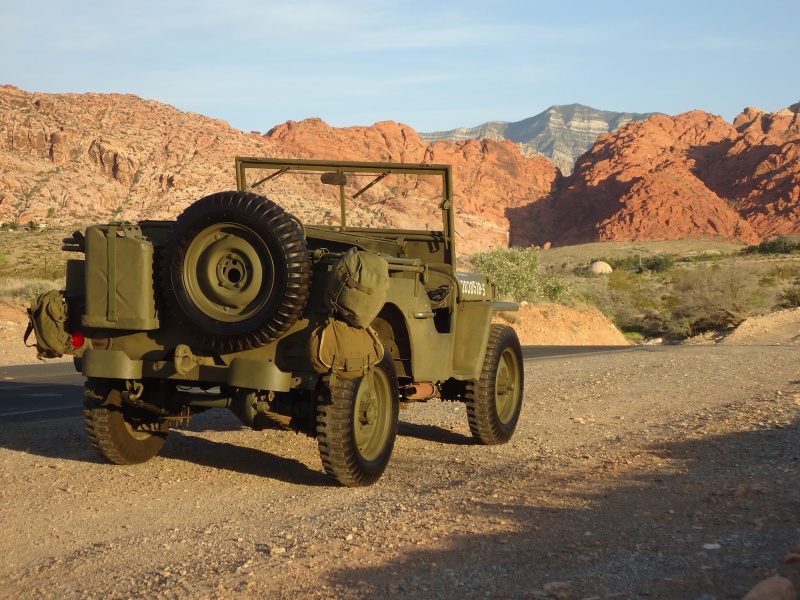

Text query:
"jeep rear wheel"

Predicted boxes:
[[466, 324, 524, 444], [83, 378, 169, 465], [316, 354, 399, 487], [162, 191, 311, 353]]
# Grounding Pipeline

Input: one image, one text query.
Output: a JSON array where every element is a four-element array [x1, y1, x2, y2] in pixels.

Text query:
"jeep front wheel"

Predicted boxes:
[[466, 324, 524, 444], [83, 378, 169, 465], [316, 354, 399, 487]]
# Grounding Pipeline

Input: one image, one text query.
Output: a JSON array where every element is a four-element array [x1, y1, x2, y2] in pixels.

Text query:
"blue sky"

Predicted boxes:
[[2, 0, 798, 133]]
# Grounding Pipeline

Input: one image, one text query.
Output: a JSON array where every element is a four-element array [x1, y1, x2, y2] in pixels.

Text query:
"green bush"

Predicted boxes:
[[590, 253, 674, 274], [744, 238, 800, 254], [574, 261, 775, 341], [781, 285, 800, 308], [471, 247, 571, 303], [643, 254, 674, 273]]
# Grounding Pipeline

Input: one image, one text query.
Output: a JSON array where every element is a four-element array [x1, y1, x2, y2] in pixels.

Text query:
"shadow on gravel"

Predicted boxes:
[[398, 422, 475, 445], [0, 392, 332, 486], [159, 432, 331, 487], [324, 417, 800, 600]]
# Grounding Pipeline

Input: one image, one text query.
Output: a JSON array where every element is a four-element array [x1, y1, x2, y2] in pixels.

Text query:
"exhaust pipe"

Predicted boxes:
[[404, 382, 439, 401]]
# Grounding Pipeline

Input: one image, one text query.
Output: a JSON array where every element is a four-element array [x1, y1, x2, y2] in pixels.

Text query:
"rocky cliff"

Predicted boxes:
[[509, 107, 800, 247], [420, 104, 660, 175], [0, 86, 558, 254], [1, 85, 798, 252]]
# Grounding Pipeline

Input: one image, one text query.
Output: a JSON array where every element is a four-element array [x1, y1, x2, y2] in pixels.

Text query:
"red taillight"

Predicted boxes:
[[71, 332, 85, 348]]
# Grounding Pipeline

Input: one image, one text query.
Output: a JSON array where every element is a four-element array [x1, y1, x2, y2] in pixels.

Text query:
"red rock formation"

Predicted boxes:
[[1, 85, 799, 252], [263, 118, 560, 252], [514, 106, 800, 247], [710, 105, 800, 237], [0, 87, 558, 253]]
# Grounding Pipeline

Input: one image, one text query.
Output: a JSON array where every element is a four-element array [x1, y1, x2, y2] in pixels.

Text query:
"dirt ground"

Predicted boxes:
[[1, 306, 799, 599]]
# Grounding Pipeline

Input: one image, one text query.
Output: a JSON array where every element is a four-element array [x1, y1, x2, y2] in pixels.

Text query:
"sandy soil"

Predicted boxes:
[[2, 304, 799, 599], [494, 304, 629, 346]]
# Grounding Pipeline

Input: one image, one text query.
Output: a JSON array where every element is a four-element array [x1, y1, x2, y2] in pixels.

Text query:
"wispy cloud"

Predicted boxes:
[[2, 0, 798, 133]]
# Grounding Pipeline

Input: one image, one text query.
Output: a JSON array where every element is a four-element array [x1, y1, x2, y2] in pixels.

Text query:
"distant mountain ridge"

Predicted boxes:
[[420, 104, 661, 174]]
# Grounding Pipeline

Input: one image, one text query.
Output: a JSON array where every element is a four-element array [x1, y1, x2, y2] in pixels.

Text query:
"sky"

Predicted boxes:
[[2, 0, 799, 134]]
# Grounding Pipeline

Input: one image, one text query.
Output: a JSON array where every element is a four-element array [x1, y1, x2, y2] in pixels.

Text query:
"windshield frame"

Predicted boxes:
[[234, 156, 454, 244]]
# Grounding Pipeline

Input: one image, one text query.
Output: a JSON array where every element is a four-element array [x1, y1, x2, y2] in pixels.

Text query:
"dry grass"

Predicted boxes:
[[0, 227, 72, 273], [0, 276, 63, 304], [0, 228, 72, 304]]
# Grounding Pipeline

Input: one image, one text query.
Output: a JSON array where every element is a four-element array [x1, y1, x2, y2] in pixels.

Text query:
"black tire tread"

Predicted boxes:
[[465, 324, 524, 445], [83, 378, 168, 465], [162, 191, 311, 353], [316, 355, 399, 487]]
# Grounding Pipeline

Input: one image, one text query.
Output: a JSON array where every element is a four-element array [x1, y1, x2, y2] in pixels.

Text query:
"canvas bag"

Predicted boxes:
[[325, 248, 389, 328], [307, 318, 385, 379], [24, 290, 71, 359]]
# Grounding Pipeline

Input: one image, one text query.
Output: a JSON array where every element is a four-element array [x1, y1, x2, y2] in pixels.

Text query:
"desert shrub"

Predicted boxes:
[[540, 278, 572, 304], [472, 247, 571, 303], [781, 285, 800, 308], [661, 265, 769, 337], [592, 253, 675, 274], [764, 263, 800, 282], [575, 262, 774, 341], [622, 331, 645, 343], [574, 291, 600, 306], [744, 238, 800, 254], [497, 311, 522, 324], [0, 277, 61, 304], [640, 254, 674, 273]]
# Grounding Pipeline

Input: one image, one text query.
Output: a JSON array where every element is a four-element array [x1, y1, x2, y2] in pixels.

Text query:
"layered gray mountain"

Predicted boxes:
[[420, 104, 660, 175]]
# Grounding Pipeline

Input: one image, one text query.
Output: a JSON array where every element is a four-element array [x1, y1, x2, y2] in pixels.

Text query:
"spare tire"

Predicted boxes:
[[161, 191, 311, 353]]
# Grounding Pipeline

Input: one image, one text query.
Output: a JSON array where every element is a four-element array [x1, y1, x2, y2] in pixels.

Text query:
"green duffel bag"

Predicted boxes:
[[25, 290, 71, 359], [307, 318, 385, 379], [325, 248, 389, 328]]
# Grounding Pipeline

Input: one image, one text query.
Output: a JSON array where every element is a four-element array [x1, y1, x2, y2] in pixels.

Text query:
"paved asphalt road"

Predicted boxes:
[[0, 361, 85, 424], [0, 346, 634, 425]]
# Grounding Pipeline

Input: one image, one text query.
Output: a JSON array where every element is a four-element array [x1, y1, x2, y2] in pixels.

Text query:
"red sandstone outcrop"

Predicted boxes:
[[0, 86, 558, 253], [264, 118, 559, 251], [511, 107, 799, 247]]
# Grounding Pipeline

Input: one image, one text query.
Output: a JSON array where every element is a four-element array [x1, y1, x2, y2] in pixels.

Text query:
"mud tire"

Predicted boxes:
[[161, 191, 311, 353], [316, 354, 400, 487], [466, 324, 524, 444], [83, 378, 169, 465]]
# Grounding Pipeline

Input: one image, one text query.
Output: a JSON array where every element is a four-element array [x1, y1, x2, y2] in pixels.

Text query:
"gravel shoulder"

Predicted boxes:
[[2, 303, 799, 598], [1, 340, 799, 599]]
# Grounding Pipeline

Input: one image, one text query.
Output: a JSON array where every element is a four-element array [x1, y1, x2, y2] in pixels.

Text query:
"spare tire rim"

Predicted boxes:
[[183, 223, 276, 322]]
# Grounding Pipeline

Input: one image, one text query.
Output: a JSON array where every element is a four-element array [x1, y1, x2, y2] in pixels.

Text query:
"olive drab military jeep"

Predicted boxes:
[[26, 158, 524, 487]]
